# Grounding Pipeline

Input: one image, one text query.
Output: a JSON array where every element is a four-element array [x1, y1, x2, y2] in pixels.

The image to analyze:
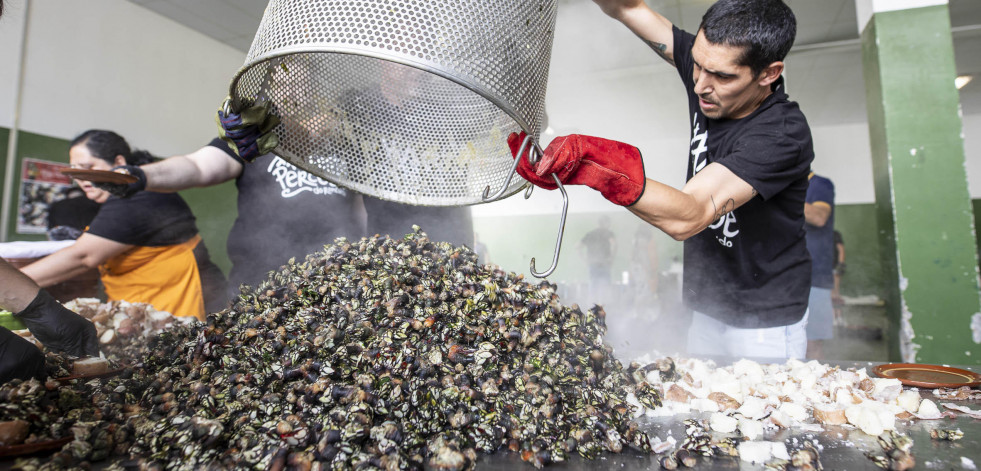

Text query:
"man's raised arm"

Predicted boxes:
[[593, 0, 677, 67]]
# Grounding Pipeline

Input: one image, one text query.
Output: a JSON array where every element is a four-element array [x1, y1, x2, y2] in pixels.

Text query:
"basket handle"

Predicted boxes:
[[483, 133, 566, 278], [529, 174, 567, 278], [482, 133, 540, 202]]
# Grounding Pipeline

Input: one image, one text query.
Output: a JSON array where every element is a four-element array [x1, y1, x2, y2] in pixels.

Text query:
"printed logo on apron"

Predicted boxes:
[[267, 157, 346, 198]]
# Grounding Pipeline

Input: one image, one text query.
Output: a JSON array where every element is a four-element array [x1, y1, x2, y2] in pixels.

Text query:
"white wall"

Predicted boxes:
[[475, 0, 980, 219], [0, 2, 25, 127], [0, 0, 245, 155], [1, 0, 975, 207]]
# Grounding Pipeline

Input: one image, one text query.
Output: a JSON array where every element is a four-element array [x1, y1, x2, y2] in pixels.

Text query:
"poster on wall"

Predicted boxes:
[[16, 158, 73, 234]]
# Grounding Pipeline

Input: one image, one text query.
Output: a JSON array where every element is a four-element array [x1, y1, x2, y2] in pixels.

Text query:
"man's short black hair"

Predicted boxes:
[[699, 0, 797, 76]]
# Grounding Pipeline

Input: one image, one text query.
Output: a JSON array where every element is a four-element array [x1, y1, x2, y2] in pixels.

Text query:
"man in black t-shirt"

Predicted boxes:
[[511, 0, 812, 359], [97, 141, 363, 295], [580, 216, 617, 304], [99, 138, 473, 297]]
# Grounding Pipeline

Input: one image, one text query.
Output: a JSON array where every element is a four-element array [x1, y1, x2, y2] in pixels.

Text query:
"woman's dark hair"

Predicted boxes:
[[70, 130, 158, 166], [699, 0, 797, 77]]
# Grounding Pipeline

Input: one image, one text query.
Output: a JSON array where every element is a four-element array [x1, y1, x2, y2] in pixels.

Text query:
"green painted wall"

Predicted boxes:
[[169, 182, 236, 274], [861, 5, 981, 364], [0, 127, 9, 239], [0, 129, 236, 274], [834, 204, 885, 298]]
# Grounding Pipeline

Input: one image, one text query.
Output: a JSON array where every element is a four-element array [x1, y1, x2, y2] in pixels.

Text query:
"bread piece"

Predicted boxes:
[[709, 412, 738, 433], [812, 404, 847, 425], [72, 357, 110, 376], [665, 384, 694, 403], [708, 392, 741, 411]]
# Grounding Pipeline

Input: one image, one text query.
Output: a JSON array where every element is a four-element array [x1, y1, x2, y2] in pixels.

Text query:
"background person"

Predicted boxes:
[[579, 216, 617, 304], [101, 88, 477, 295], [832, 229, 846, 325], [20, 130, 227, 320], [511, 0, 813, 359], [629, 222, 660, 316], [804, 172, 835, 359], [98, 137, 365, 295]]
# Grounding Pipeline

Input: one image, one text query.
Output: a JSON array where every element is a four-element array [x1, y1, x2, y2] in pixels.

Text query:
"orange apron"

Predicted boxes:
[[99, 235, 205, 321]]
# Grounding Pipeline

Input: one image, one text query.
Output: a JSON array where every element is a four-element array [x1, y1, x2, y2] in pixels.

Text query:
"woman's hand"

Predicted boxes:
[[14, 290, 99, 357]]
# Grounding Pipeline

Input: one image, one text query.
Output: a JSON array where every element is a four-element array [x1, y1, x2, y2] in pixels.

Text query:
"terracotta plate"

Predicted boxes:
[[873, 363, 981, 388], [59, 168, 138, 184], [0, 437, 72, 458]]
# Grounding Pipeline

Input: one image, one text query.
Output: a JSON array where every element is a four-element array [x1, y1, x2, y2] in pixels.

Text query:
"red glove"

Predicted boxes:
[[508, 132, 646, 206]]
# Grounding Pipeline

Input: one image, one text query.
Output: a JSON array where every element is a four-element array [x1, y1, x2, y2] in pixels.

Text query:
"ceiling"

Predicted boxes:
[[127, 0, 981, 126]]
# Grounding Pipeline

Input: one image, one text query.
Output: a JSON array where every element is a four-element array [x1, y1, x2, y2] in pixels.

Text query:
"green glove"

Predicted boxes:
[[216, 97, 281, 162]]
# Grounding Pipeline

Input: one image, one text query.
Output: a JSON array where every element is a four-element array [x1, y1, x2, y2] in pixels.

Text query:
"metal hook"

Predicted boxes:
[[482, 133, 537, 202], [530, 173, 567, 278], [524, 182, 534, 199]]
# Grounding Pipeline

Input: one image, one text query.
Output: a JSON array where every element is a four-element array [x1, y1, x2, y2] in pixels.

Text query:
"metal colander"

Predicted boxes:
[[229, 0, 557, 206]]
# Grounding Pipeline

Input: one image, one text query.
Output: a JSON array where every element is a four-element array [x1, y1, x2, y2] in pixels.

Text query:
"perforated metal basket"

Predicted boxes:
[[229, 0, 557, 206]]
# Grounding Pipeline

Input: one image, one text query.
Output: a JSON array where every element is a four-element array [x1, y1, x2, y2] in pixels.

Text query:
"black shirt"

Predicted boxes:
[[674, 27, 814, 328], [212, 138, 363, 291], [88, 192, 199, 246], [47, 196, 100, 232], [86, 191, 228, 311], [805, 174, 835, 289]]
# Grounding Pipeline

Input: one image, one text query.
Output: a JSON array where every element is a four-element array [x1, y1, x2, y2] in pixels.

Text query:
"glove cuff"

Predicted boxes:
[[119, 165, 147, 193], [101, 165, 147, 198], [14, 289, 53, 320]]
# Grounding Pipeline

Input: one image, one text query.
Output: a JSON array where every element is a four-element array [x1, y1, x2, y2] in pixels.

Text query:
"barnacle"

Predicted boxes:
[[6, 229, 663, 469]]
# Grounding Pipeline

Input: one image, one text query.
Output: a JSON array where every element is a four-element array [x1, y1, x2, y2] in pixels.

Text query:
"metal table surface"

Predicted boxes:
[[4, 361, 980, 470], [474, 360, 981, 470]]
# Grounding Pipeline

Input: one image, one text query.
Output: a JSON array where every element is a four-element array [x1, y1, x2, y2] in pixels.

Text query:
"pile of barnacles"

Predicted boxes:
[[11, 229, 663, 470]]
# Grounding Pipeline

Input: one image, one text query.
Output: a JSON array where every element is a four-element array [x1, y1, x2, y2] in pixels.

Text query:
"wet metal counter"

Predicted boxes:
[[475, 361, 981, 470], [3, 361, 979, 469]]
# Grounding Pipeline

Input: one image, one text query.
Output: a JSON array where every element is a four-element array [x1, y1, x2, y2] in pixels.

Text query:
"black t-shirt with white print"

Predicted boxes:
[[211, 138, 362, 291], [674, 27, 813, 328]]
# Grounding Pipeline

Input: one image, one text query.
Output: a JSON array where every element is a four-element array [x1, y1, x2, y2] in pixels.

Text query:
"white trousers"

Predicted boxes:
[[687, 310, 809, 360]]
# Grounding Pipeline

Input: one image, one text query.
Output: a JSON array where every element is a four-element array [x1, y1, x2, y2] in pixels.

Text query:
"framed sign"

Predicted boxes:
[[16, 158, 73, 234]]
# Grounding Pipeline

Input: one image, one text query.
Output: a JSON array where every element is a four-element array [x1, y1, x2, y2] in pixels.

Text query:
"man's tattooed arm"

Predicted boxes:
[[642, 38, 675, 67], [710, 195, 737, 220]]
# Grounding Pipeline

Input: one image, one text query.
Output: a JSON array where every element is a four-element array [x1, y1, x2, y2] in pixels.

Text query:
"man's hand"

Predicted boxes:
[[14, 290, 99, 357], [93, 165, 147, 198], [216, 97, 281, 162], [0, 329, 45, 383], [508, 132, 646, 206]]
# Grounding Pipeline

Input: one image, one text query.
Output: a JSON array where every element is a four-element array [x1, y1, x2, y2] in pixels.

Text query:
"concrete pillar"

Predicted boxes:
[[857, 0, 981, 364]]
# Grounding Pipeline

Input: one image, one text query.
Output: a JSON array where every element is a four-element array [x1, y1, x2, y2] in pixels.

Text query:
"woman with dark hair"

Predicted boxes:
[[20, 130, 227, 320]]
